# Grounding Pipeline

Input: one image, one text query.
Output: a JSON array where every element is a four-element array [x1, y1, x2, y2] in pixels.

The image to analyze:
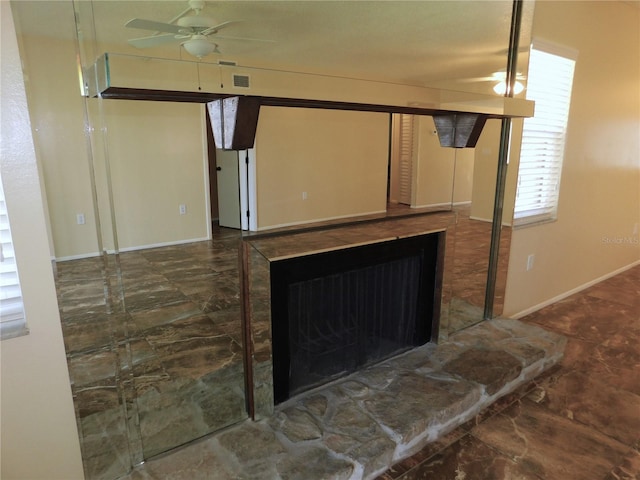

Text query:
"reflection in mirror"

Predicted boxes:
[[53, 96, 248, 476], [447, 118, 526, 330], [16, 2, 249, 473], [10, 0, 532, 478], [359, 113, 510, 335], [449, 121, 501, 332]]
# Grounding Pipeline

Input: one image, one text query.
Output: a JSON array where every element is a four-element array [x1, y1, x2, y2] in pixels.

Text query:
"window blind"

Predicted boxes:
[[514, 46, 576, 225], [0, 179, 28, 339], [398, 114, 414, 205]]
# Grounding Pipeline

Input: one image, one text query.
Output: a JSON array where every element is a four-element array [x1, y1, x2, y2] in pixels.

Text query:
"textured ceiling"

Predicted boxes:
[[11, 0, 535, 94]]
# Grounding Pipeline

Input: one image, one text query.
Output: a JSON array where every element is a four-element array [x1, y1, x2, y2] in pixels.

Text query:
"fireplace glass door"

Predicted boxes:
[[270, 233, 442, 403]]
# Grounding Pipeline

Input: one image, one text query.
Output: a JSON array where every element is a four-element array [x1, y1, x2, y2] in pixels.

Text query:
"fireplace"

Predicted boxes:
[[242, 213, 455, 419], [269, 232, 443, 403]]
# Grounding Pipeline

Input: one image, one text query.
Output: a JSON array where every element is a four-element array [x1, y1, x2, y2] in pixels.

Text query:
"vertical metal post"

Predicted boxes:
[[484, 0, 523, 320]]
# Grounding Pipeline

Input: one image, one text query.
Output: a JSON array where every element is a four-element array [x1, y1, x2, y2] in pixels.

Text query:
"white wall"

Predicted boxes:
[[0, 3, 85, 478]]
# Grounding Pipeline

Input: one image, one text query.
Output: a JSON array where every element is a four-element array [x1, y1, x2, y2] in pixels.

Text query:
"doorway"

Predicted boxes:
[[205, 111, 255, 231]]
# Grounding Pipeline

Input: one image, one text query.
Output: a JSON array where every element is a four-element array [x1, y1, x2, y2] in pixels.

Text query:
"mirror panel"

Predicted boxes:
[[9, 1, 533, 478], [449, 121, 502, 332]]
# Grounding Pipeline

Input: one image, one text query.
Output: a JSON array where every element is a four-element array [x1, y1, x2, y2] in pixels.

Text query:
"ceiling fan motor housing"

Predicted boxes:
[[188, 0, 206, 13], [177, 15, 216, 30]]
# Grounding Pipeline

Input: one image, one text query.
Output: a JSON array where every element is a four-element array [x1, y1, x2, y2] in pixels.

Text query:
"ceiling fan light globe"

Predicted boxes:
[[183, 36, 215, 58], [493, 80, 524, 95]]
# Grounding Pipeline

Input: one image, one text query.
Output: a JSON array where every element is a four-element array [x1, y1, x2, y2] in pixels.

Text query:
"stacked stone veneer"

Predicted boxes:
[[130, 317, 566, 479]]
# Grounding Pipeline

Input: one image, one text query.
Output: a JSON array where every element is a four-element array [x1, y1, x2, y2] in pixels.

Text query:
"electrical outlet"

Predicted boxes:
[[526, 254, 535, 271], [302, 192, 308, 200], [179, 204, 187, 215], [76, 213, 85, 225]]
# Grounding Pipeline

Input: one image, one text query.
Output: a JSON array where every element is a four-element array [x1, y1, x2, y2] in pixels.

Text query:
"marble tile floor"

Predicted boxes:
[[377, 264, 640, 480], [119, 314, 567, 480], [57, 209, 637, 480], [447, 206, 513, 333], [55, 228, 249, 480], [117, 265, 639, 480], [55, 207, 494, 480]]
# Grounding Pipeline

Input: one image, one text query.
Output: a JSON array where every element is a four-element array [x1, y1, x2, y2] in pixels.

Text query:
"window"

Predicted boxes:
[[514, 41, 576, 225], [0, 177, 28, 339]]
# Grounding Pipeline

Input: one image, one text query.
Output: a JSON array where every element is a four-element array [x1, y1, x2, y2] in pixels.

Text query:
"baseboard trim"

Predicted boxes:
[[509, 259, 640, 319], [411, 202, 451, 209], [55, 252, 102, 262], [55, 237, 210, 262], [257, 210, 387, 231]]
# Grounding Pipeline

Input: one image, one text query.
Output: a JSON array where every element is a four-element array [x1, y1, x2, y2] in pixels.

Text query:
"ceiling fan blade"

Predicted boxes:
[[200, 20, 236, 36], [128, 33, 178, 49], [167, 6, 194, 25], [125, 18, 183, 35]]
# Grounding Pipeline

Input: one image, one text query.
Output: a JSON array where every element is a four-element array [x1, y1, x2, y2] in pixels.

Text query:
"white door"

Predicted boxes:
[[216, 149, 241, 229]]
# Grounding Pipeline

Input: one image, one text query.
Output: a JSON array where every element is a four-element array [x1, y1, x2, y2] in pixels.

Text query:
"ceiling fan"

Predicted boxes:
[[125, 0, 268, 59], [457, 70, 527, 84], [455, 70, 527, 94]]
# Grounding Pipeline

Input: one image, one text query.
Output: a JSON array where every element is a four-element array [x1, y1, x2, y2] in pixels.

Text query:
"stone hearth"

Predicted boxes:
[[123, 316, 565, 480]]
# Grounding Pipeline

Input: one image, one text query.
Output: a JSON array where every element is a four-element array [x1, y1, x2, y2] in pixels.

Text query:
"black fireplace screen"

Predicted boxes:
[[270, 233, 442, 403]]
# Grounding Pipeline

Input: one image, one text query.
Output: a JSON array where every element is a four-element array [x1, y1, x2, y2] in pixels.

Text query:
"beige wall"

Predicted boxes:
[[0, 3, 85, 478], [389, 115, 474, 209], [469, 118, 523, 225], [412, 116, 509, 215], [254, 106, 389, 229], [103, 100, 209, 250], [471, 120, 501, 222], [18, 33, 210, 258], [19, 34, 99, 259], [504, 1, 640, 316], [453, 148, 475, 205], [413, 116, 457, 208], [22, 27, 396, 247]]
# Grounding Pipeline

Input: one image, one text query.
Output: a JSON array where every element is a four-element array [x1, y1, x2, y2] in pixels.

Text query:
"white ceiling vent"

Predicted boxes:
[[233, 74, 251, 89]]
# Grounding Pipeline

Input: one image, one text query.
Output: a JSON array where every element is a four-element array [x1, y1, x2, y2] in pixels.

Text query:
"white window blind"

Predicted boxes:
[[0, 179, 28, 339], [398, 114, 414, 205], [514, 44, 576, 225]]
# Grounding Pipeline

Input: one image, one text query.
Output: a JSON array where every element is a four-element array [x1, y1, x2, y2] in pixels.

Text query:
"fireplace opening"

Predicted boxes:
[[270, 232, 443, 403]]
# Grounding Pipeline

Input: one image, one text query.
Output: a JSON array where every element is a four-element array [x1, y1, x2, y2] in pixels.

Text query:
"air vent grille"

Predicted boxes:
[[233, 74, 250, 89]]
